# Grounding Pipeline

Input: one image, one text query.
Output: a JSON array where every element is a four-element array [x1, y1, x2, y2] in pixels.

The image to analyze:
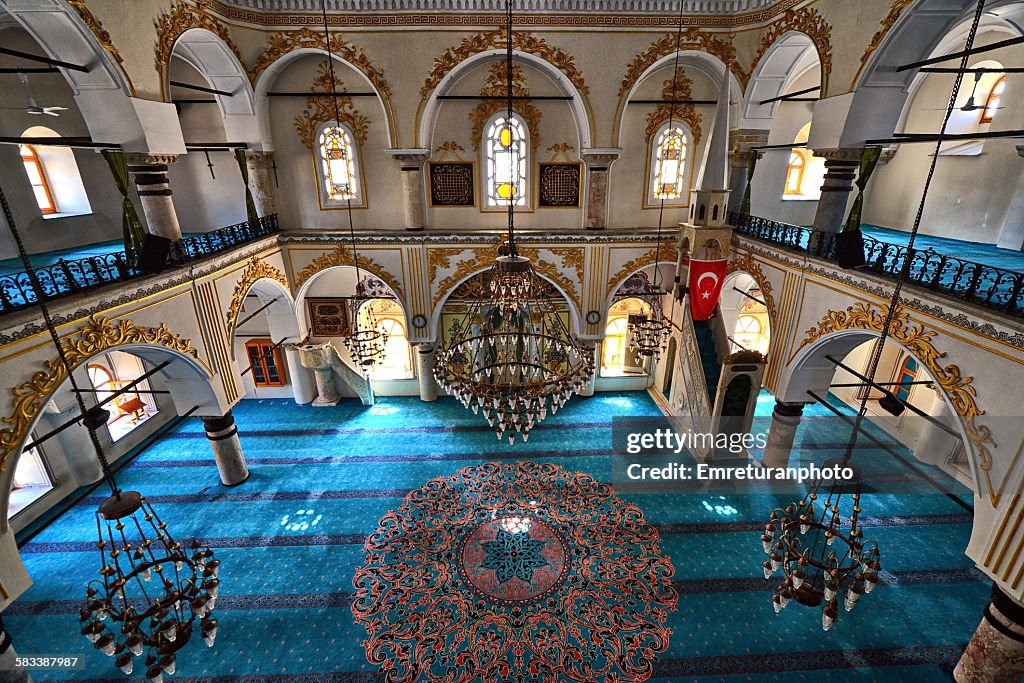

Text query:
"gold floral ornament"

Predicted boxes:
[[225, 256, 291, 333], [797, 302, 996, 499], [751, 7, 833, 95], [727, 249, 776, 322], [421, 26, 589, 99], [645, 67, 703, 144], [294, 62, 371, 148], [0, 315, 203, 473], [469, 63, 541, 152], [607, 244, 681, 298], [154, 0, 244, 84], [855, 0, 914, 88], [620, 29, 747, 96], [294, 243, 403, 299]]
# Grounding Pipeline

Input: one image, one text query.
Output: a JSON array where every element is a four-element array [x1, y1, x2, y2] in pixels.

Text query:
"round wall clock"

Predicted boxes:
[[585, 310, 601, 325], [412, 314, 428, 329]]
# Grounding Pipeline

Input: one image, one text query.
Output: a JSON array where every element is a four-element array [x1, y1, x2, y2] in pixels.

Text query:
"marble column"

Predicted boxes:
[[0, 617, 32, 683], [415, 345, 438, 402], [580, 148, 622, 230], [386, 149, 430, 231], [202, 411, 249, 486], [761, 401, 805, 468], [727, 129, 768, 216], [283, 347, 317, 405], [244, 151, 277, 217], [954, 586, 1024, 682], [809, 148, 861, 236], [126, 154, 183, 241], [312, 367, 341, 407]]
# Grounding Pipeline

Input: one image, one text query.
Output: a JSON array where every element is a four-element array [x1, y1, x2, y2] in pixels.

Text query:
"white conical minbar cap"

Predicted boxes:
[[694, 62, 732, 192]]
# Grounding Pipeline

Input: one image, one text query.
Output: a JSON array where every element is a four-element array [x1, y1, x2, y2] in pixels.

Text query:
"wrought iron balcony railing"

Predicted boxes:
[[729, 213, 1024, 318], [0, 214, 280, 316]]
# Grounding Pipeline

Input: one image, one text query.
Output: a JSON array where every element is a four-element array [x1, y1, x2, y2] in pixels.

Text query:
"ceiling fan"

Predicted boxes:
[[0, 73, 67, 117], [924, 71, 1005, 113]]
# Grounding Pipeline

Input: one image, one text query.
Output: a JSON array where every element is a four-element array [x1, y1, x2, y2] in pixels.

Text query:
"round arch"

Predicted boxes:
[[601, 260, 679, 332], [254, 49, 397, 151], [719, 270, 773, 356], [612, 50, 743, 148], [228, 277, 298, 360], [741, 32, 821, 131], [0, 343, 220, 534], [417, 49, 594, 151], [168, 28, 259, 146], [294, 265, 409, 335], [429, 266, 583, 342]]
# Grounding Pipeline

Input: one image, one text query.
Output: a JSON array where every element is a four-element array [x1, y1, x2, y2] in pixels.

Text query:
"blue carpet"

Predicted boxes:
[[862, 225, 1024, 274], [4, 391, 985, 681]]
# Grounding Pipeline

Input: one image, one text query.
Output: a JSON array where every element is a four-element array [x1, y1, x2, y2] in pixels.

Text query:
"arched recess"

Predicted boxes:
[[602, 258, 679, 332], [719, 270, 772, 356], [613, 50, 743, 148], [254, 48, 396, 151], [226, 266, 297, 361], [417, 48, 593, 151], [294, 264, 408, 336], [741, 32, 822, 131], [429, 266, 583, 343], [0, 318, 226, 535], [168, 28, 259, 145]]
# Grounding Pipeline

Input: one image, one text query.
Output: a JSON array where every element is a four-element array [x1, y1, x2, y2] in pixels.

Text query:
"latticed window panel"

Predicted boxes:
[[429, 162, 475, 206], [538, 163, 582, 207], [651, 127, 687, 200], [319, 126, 358, 201], [485, 115, 528, 208]]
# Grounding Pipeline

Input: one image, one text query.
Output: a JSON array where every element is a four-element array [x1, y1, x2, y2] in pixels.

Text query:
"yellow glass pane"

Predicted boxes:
[[499, 127, 513, 148], [496, 182, 515, 199]]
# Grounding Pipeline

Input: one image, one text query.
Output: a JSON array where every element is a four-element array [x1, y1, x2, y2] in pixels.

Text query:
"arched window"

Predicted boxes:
[[784, 149, 806, 196], [371, 317, 413, 380], [485, 114, 528, 208], [650, 125, 688, 202], [601, 317, 630, 373], [87, 352, 159, 442], [317, 124, 361, 206], [894, 355, 919, 402], [20, 144, 56, 215], [87, 363, 115, 405], [981, 76, 1005, 124]]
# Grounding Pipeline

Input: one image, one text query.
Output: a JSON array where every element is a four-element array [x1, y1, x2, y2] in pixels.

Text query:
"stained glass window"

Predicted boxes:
[[485, 115, 527, 207], [981, 76, 1005, 124], [318, 125, 358, 202], [651, 126, 687, 200]]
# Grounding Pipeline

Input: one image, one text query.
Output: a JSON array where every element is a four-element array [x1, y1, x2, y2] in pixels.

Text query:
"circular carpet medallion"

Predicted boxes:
[[352, 461, 678, 683]]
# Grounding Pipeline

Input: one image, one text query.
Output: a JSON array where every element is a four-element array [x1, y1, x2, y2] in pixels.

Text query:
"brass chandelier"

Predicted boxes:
[[432, 0, 593, 443]]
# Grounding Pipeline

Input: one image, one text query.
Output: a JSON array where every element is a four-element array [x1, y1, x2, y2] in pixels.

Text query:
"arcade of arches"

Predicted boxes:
[[0, 1, 1022, 681]]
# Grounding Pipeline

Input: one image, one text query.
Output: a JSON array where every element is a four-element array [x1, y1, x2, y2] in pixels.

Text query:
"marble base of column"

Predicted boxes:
[[727, 162, 749, 216], [203, 412, 248, 486], [810, 150, 860, 236], [245, 151, 278, 217], [0, 624, 32, 683], [581, 149, 621, 230], [312, 367, 341, 407], [415, 345, 438, 401], [761, 401, 805, 468], [955, 586, 1024, 682], [128, 154, 183, 241]]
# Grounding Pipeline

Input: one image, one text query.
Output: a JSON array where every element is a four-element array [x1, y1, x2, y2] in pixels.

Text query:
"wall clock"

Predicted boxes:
[[412, 314, 428, 329], [585, 310, 601, 325]]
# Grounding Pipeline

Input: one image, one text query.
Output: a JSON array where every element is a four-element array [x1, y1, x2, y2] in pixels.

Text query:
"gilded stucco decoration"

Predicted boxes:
[[607, 244, 681, 298], [796, 302, 997, 500], [154, 0, 244, 82], [0, 315, 204, 474], [727, 249, 776, 322], [294, 244, 404, 299], [469, 63, 541, 151], [225, 256, 290, 334], [67, 0, 135, 95], [619, 29, 747, 96], [645, 67, 703, 144], [249, 27, 392, 99], [750, 7, 832, 95], [854, 0, 914, 88], [420, 26, 589, 99], [294, 62, 371, 148]]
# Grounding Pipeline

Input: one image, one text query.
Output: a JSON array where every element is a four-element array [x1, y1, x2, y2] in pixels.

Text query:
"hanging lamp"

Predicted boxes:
[[761, 0, 991, 630], [0, 185, 219, 681], [432, 0, 593, 443], [320, 1, 387, 373]]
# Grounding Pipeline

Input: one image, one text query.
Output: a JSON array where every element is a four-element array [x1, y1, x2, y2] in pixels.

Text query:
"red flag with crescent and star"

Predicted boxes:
[[688, 259, 728, 321]]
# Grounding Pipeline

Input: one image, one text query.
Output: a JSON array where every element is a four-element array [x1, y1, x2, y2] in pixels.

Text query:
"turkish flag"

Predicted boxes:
[[688, 259, 727, 321]]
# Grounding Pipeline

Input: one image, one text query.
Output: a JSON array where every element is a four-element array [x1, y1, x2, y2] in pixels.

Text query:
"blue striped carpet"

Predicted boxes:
[[5, 391, 986, 682]]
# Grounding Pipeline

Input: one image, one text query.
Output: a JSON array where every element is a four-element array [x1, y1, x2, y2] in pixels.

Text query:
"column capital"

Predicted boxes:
[[773, 401, 807, 418], [244, 151, 274, 164], [580, 147, 622, 167], [125, 153, 179, 167], [728, 129, 769, 160], [812, 148, 863, 163], [386, 148, 431, 165]]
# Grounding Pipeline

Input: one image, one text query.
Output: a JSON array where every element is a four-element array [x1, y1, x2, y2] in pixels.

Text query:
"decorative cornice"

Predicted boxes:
[[293, 243, 404, 299], [154, 0, 245, 92], [750, 7, 831, 95], [294, 62, 370, 147], [421, 27, 588, 99], [0, 315, 202, 474], [225, 255, 290, 333], [125, 153, 180, 166], [620, 29, 747, 96]]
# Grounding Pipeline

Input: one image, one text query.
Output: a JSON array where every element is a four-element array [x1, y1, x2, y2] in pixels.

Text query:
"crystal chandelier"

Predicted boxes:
[[760, 467, 880, 630], [320, 0, 386, 372], [0, 180, 219, 681], [433, 0, 593, 443], [626, 300, 670, 358]]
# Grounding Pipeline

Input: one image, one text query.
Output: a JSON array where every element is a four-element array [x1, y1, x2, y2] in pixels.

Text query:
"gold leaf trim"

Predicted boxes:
[[225, 256, 290, 334], [854, 0, 914, 89], [469, 63, 541, 151], [750, 7, 832, 95], [796, 303, 996, 499], [421, 26, 589, 99], [154, 0, 245, 93], [607, 244, 681, 298], [644, 67, 702, 145], [1, 316, 203, 473], [294, 244, 403, 300], [620, 29, 747, 97], [294, 62, 371, 148], [727, 249, 776, 322]]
